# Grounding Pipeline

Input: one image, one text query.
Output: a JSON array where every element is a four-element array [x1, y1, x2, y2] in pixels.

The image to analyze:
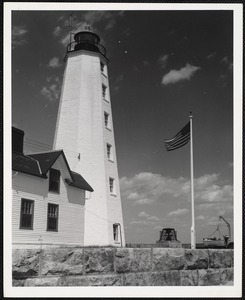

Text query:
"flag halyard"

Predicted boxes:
[[165, 122, 190, 151]]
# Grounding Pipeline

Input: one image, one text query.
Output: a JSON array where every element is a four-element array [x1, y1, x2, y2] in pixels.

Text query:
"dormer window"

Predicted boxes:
[[49, 168, 60, 193]]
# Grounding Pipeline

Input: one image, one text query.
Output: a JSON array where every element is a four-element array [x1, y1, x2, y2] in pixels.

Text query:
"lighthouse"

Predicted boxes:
[[53, 25, 125, 246]]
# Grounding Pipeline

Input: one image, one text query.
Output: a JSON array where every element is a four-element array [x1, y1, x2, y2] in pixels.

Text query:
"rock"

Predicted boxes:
[[84, 248, 114, 274], [185, 249, 209, 270], [12, 279, 26, 286], [152, 248, 185, 271], [122, 271, 181, 286], [198, 269, 221, 285], [41, 248, 84, 276], [12, 249, 40, 278], [63, 275, 122, 286], [208, 250, 232, 268], [115, 248, 151, 273], [25, 277, 61, 286], [180, 270, 198, 286]]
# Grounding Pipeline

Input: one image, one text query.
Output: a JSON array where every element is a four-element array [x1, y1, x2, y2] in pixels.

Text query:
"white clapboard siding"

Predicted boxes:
[[12, 168, 86, 245]]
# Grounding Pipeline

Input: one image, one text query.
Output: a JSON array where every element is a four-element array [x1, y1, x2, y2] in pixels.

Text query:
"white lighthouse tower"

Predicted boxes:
[[53, 25, 125, 247]]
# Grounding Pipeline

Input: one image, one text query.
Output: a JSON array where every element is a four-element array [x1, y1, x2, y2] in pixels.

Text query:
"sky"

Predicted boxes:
[[11, 8, 236, 244]]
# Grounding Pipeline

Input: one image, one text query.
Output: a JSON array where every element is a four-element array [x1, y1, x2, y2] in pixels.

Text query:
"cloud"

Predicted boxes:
[[168, 208, 189, 217], [53, 26, 62, 37], [41, 76, 62, 102], [12, 25, 28, 47], [162, 63, 200, 85], [158, 54, 169, 68], [206, 52, 216, 59], [48, 57, 62, 68], [138, 211, 160, 221], [56, 11, 124, 47], [196, 215, 205, 220], [120, 172, 233, 206]]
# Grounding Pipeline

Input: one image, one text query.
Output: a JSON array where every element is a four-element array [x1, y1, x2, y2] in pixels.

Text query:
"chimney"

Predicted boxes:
[[12, 127, 24, 154]]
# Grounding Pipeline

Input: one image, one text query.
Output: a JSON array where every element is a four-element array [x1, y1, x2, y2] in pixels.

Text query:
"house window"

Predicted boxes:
[[109, 177, 115, 194], [20, 199, 34, 229], [100, 62, 105, 73], [102, 84, 107, 99], [47, 203, 59, 231], [104, 112, 109, 128], [113, 224, 119, 242], [107, 144, 112, 160], [49, 168, 60, 193]]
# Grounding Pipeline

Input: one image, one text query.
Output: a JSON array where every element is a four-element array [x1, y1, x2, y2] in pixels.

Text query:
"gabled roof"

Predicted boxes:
[[66, 171, 94, 192], [12, 152, 46, 178], [28, 150, 72, 178]]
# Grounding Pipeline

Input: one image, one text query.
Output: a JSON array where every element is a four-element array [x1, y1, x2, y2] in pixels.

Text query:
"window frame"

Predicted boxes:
[[19, 199, 34, 230], [49, 168, 61, 194], [113, 224, 119, 242], [109, 177, 115, 194], [104, 112, 110, 129], [106, 143, 113, 161], [47, 203, 59, 232], [100, 61, 105, 73], [102, 84, 107, 99]]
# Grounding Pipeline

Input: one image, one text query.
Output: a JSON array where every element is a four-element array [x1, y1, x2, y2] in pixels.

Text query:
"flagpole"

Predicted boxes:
[[189, 112, 196, 249]]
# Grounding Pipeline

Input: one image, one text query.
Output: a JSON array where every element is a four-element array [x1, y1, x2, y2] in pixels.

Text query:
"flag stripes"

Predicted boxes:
[[165, 122, 190, 151]]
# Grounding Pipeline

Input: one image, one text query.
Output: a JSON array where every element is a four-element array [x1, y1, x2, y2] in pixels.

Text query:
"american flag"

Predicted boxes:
[[165, 122, 190, 151]]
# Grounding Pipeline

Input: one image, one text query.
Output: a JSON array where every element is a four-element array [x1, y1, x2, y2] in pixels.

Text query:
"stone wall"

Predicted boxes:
[[12, 247, 234, 286]]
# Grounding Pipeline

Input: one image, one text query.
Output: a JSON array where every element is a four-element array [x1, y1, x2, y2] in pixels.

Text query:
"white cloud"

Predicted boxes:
[[162, 63, 200, 85], [41, 76, 61, 102], [12, 25, 28, 47], [138, 211, 149, 218], [168, 208, 189, 217], [158, 54, 169, 68], [120, 172, 233, 206], [48, 57, 62, 68], [206, 52, 216, 59], [56, 11, 124, 47], [196, 215, 205, 220]]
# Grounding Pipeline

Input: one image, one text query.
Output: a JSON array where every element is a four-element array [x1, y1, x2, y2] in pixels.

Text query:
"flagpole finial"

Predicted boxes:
[[189, 111, 193, 118]]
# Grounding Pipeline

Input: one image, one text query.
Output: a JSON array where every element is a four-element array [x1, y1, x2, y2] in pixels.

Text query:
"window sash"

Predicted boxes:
[[104, 113, 109, 127], [47, 204, 59, 231], [20, 199, 34, 229], [107, 144, 111, 159], [113, 224, 119, 241], [102, 85, 106, 98], [109, 178, 114, 193]]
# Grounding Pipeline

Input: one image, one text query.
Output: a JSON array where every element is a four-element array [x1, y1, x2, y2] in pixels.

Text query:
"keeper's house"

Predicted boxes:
[[12, 127, 93, 246]]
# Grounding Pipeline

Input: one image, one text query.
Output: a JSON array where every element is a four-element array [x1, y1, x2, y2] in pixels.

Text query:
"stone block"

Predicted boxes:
[[122, 271, 181, 286], [226, 267, 234, 282], [115, 248, 151, 273], [25, 277, 61, 286], [41, 248, 84, 276], [12, 279, 26, 287], [208, 250, 232, 268], [152, 248, 185, 271], [180, 270, 198, 286], [198, 269, 221, 286], [12, 249, 40, 278], [63, 274, 122, 286], [185, 249, 208, 270], [84, 248, 114, 274]]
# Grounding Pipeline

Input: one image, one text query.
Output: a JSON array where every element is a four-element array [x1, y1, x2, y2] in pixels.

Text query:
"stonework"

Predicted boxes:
[[12, 247, 234, 286], [152, 248, 186, 271]]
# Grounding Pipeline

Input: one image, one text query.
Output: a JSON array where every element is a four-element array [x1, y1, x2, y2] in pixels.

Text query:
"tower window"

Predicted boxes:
[[102, 84, 107, 99], [20, 199, 34, 230], [109, 177, 115, 194], [47, 203, 59, 231], [49, 169, 60, 193], [104, 112, 110, 128], [107, 143, 112, 160], [113, 224, 119, 242], [100, 62, 105, 73]]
